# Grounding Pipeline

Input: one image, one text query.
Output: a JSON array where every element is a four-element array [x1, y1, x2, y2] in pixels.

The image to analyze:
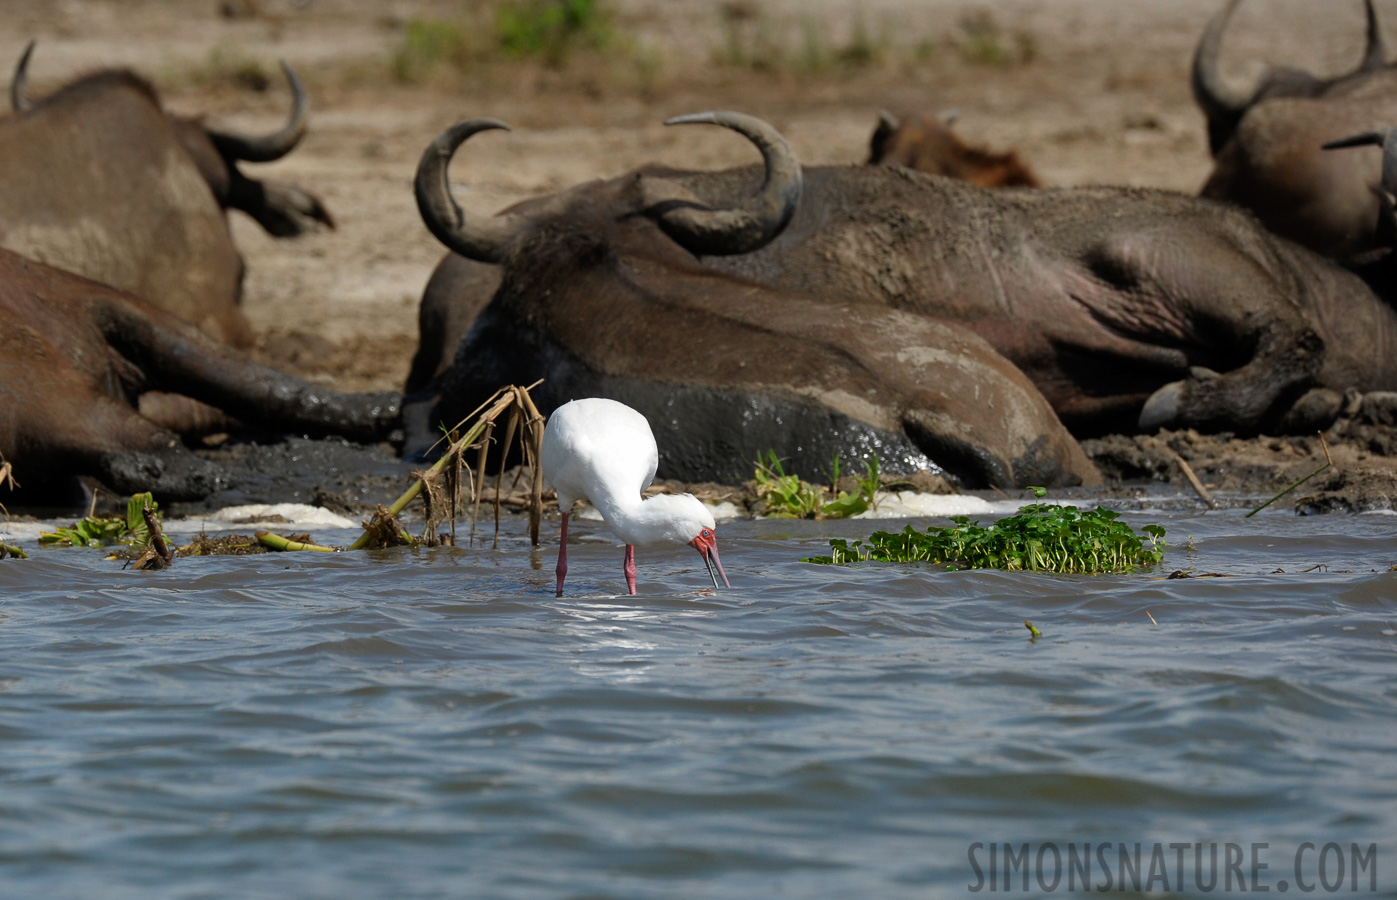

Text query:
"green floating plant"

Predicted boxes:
[[39, 492, 159, 548], [805, 492, 1165, 574], [753, 450, 879, 519]]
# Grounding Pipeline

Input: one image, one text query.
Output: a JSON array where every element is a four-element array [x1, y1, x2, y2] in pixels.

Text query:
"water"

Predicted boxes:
[[1, 504, 1395, 899]]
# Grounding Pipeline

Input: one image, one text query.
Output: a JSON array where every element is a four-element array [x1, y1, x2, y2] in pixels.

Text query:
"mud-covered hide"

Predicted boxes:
[[677, 164, 1397, 438], [412, 139, 1397, 443], [413, 177, 1097, 490], [0, 249, 399, 502]]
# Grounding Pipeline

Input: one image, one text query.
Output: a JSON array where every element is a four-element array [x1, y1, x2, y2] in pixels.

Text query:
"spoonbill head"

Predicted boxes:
[[542, 397, 730, 596]]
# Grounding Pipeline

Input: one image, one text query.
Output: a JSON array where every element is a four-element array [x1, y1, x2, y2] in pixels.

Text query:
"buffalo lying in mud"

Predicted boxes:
[[402, 108, 1039, 396], [1, 45, 332, 345], [0, 248, 399, 502], [409, 114, 1098, 490], [1194, 0, 1397, 258], [867, 109, 1040, 188], [408, 115, 1397, 447]]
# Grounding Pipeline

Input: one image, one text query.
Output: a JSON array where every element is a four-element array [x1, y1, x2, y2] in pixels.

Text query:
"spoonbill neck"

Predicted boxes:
[[592, 492, 712, 548]]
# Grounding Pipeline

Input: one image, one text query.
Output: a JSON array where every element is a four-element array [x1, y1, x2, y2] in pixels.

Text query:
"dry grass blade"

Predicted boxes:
[[1168, 449, 1216, 509], [0, 458, 15, 519], [471, 419, 493, 547], [493, 406, 520, 548], [514, 384, 547, 546], [1245, 433, 1333, 518]]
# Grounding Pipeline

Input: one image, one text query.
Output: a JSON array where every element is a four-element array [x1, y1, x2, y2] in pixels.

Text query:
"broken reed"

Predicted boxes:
[[348, 382, 546, 551], [806, 498, 1165, 574]]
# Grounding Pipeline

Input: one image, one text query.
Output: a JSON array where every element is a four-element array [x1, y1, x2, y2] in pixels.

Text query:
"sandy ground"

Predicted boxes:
[[5, 0, 1397, 512]]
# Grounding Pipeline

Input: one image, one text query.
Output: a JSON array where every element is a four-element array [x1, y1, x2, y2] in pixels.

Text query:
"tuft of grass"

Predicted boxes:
[[805, 491, 1165, 573], [389, 1, 634, 84], [185, 46, 274, 92], [714, 4, 889, 75], [956, 10, 1036, 68], [753, 451, 880, 519], [40, 493, 159, 548], [390, 18, 475, 83], [495, 0, 615, 66]]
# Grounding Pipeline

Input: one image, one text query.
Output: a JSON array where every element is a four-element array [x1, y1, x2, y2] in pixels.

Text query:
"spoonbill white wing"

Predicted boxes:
[[542, 398, 659, 512]]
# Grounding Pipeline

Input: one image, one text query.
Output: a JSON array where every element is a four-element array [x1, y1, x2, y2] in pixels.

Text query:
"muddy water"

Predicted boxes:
[[1, 505, 1394, 898]]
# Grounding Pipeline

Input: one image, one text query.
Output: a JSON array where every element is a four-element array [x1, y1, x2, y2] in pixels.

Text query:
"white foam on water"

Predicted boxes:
[[0, 504, 356, 544]]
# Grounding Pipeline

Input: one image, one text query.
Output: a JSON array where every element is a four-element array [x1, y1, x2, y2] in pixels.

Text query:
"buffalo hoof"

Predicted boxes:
[[1359, 391, 1397, 426], [1276, 388, 1343, 433], [1138, 380, 1183, 432]]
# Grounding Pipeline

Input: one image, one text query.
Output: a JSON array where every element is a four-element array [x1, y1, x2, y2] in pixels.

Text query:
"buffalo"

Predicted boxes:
[[0, 247, 399, 502], [402, 107, 1041, 396], [867, 109, 1040, 188], [1194, 0, 1397, 258], [1, 45, 331, 345], [408, 114, 1099, 490], [408, 115, 1397, 448]]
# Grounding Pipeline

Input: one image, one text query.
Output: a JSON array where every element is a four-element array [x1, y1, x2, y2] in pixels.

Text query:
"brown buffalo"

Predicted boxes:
[[1194, 0, 1397, 258], [1, 46, 331, 346], [0, 248, 399, 501], [12, 42, 334, 238], [867, 109, 1040, 188], [409, 114, 1098, 490]]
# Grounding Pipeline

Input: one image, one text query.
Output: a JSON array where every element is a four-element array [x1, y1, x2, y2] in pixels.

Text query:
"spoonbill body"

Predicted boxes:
[[541, 398, 730, 596]]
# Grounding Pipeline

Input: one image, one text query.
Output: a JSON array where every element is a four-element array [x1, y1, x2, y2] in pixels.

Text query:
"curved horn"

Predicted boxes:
[[10, 39, 35, 112], [414, 118, 527, 264], [1192, 0, 1257, 152], [653, 111, 803, 257], [207, 60, 308, 162], [1324, 128, 1397, 189], [1358, 0, 1388, 74]]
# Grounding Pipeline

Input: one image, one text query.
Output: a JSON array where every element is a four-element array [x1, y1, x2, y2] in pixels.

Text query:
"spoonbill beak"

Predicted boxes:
[[689, 530, 731, 589]]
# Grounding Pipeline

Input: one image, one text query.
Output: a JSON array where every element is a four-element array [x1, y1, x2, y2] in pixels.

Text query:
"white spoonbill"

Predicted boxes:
[[541, 398, 731, 596]]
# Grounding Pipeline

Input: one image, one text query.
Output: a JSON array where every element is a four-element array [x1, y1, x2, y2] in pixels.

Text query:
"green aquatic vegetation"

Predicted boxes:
[[753, 451, 879, 519], [40, 493, 160, 548], [805, 492, 1165, 573]]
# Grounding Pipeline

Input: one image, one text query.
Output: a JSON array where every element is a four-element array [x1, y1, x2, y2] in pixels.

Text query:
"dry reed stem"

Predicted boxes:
[[348, 383, 546, 551]]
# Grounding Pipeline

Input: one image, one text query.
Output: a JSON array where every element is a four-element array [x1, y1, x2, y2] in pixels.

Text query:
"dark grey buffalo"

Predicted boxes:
[[409, 114, 1099, 490], [408, 120, 1397, 447], [0, 247, 398, 502], [1194, 0, 1397, 258], [1, 46, 331, 346]]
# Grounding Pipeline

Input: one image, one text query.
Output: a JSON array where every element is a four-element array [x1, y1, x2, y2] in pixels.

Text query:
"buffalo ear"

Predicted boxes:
[[869, 109, 900, 163]]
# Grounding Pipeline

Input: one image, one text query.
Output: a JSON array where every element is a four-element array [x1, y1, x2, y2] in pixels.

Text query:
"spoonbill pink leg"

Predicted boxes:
[[555, 513, 570, 597], [624, 544, 638, 595]]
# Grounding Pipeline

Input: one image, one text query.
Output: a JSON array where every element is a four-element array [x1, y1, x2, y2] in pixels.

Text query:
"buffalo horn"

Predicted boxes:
[[1358, 0, 1388, 74], [1192, 0, 1258, 152], [206, 60, 308, 162], [1323, 128, 1397, 190], [652, 111, 803, 257], [413, 118, 532, 264], [10, 40, 35, 112]]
